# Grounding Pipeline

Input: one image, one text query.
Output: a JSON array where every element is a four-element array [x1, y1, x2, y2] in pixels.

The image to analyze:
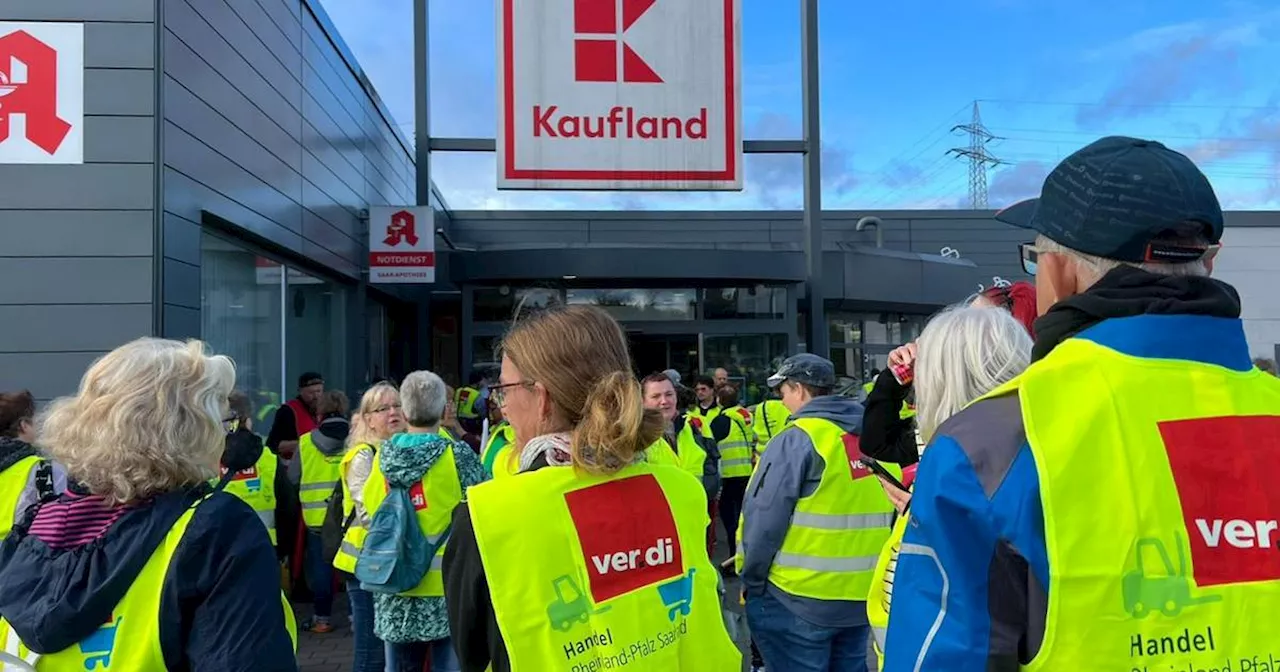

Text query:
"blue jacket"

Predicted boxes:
[[740, 394, 870, 628], [0, 486, 297, 671], [883, 314, 1254, 670]]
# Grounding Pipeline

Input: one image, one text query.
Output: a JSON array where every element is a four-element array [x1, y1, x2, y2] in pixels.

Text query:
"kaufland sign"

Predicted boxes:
[[369, 206, 436, 284], [0, 22, 83, 164], [497, 0, 742, 190]]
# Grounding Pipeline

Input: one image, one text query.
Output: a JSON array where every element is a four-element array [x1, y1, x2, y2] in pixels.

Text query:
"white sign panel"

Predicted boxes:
[[497, 0, 741, 190], [0, 22, 83, 164], [369, 206, 436, 284]]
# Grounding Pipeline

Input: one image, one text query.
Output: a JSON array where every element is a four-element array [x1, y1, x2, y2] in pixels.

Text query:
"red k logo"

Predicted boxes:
[[572, 0, 662, 83], [841, 433, 874, 481], [384, 210, 419, 247], [1161, 415, 1280, 587], [0, 30, 72, 155], [565, 474, 683, 603]]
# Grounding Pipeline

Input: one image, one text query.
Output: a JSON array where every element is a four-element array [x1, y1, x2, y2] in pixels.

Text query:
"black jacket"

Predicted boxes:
[[859, 368, 920, 467]]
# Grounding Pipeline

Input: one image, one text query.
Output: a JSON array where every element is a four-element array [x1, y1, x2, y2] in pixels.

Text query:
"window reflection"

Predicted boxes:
[[703, 286, 785, 320], [702, 334, 788, 406], [473, 286, 561, 322], [287, 267, 348, 395], [565, 288, 695, 321]]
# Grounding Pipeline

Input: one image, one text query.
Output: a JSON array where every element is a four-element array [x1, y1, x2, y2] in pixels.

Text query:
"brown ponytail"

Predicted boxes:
[[572, 370, 665, 475]]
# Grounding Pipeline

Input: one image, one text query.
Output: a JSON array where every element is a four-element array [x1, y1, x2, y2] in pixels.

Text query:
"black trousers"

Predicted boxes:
[[719, 476, 750, 556]]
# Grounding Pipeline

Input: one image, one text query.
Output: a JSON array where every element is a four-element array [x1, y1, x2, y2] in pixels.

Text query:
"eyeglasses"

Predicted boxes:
[[370, 402, 403, 414], [223, 417, 241, 432], [1019, 242, 1040, 276], [490, 380, 535, 407]]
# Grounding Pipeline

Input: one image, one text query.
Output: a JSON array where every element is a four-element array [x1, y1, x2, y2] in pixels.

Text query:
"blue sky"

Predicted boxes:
[[321, 0, 1280, 211]]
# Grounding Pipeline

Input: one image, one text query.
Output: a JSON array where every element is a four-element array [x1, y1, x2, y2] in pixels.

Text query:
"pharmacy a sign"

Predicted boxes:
[[369, 206, 435, 284], [497, 0, 742, 190]]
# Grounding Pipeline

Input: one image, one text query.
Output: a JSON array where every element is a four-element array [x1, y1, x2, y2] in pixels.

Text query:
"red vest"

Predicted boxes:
[[285, 398, 318, 435]]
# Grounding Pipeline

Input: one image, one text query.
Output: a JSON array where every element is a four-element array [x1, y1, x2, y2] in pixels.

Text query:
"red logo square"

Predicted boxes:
[[841, 433, 873, 481], [1160, 415, 1280, 587], [385, 479, 429, 512], [564, 474, 683, 603]]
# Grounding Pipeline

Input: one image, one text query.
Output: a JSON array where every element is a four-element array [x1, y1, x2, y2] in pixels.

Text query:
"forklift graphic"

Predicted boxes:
[[78, 615, 122, 669], [546, 576, 611, 632], [1122, 533, 1221, 619]]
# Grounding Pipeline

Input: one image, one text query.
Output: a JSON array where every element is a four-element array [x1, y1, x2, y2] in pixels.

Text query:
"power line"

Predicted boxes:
[[947, 101, 1006, 209]]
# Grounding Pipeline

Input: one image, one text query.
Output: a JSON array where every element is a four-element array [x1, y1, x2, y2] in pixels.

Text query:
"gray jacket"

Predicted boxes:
[[739, 395, 871, 628]]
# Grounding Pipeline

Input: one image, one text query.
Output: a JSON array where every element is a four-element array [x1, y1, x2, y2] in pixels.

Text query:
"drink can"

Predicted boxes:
[[890, 362, 914, 386]]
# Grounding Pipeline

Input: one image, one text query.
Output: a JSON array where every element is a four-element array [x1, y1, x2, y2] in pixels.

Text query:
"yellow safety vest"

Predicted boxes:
[[0, 497, 297, 669], [968, 326, 1280, 670], [645, 421, 708, 482], [218, 449, 278, 545], [455, 386, 481, 420], [482, 423, 518, 480], [297, 432, 343, 528], [0, 456, 41, 538], [332, 443, 374, 573], [718, 406, 754, 479], [439, 427, 455, 442], [750, 400, 791, 459], [467, 462, 741, 671], [688, 405, 721, 439], [767, 417, 897, 600], [867, 513, 909, 670], [361, 447, 461, 596]]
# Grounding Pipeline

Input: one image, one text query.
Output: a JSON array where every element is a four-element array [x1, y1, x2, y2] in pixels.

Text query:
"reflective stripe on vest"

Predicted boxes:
[[0, 497, 297, 668], [467, 462, 742, 670], [455, 387, 480, 419], [219, 449, 279, 545], [333, 443, 374, 573], [867, 512, 909, 670], [481, 423, 517, 480], [361, 445, 462, 597], [298, 432, 343, 528], [0, 456, 40, 538], [768, 417, 897, 601], [970, 326, 1280, 669], [718, 407, 754, 479]]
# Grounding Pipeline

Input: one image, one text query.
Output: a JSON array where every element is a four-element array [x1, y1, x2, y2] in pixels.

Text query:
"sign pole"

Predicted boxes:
[[801, 0, 826, 356], [413, 0, 432, 370]]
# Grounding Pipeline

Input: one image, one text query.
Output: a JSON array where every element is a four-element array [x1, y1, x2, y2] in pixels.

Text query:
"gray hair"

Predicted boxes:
[[1036, 234, 1209, 284], [914, 306, 1033, 444], [400, 370, 446, 428]]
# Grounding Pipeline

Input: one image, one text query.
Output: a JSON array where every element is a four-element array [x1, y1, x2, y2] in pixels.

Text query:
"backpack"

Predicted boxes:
[[355, 483, 451, 594], [319, 480, 354, 566]]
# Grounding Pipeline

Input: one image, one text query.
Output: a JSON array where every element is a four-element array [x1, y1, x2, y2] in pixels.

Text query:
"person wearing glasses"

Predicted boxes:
[[882, 136, 1278, 671]]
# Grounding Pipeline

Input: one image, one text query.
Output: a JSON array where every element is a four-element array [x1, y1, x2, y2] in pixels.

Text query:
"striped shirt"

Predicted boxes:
[[29, 492, 132, 550]]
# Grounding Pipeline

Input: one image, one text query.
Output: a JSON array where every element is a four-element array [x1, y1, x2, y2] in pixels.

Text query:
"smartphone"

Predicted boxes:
[[859, 455, 908, 493], [890, 362, 914, 386]]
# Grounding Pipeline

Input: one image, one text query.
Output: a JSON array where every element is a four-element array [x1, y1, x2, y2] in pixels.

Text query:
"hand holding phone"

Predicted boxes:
[[858, 455, 907, 493]]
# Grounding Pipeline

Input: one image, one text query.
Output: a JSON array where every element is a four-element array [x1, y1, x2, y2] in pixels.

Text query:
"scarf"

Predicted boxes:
[[518, 432, 574, 472]]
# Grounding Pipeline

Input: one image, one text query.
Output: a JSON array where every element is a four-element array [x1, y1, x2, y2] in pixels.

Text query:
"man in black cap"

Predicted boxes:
[[265, 372, 324, 578], [884, 137, 1280, 670], [739, 353, 898, 672]]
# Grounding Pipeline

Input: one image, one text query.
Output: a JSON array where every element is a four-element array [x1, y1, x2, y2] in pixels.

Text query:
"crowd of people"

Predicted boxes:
[[0, 134, 1276, 672]]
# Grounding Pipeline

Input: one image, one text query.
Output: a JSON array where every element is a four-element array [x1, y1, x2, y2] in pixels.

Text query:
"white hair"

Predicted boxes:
[[1036, 234, 1209, 284], [400, 370, 447, 428], [914, 306, 1033, 443], [38, 338, 235, 504]]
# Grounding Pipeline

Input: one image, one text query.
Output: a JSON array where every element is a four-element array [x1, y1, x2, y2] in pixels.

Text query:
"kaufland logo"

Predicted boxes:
[[565, 474, 684, 602], [573, 0, 661, 83], [1161, 415, 1280, 587]]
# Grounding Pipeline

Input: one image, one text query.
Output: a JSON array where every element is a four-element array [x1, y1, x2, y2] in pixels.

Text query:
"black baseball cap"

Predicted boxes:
[[767, 354, 836, 389], [298, 372, 324, 388], [995, 136, 1224, 264]]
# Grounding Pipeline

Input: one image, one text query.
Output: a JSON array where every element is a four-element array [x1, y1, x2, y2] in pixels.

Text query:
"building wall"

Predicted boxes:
[[159, 0, 419, 339], [0, 1, 158, 401], [1218, 223, 1280, 361]]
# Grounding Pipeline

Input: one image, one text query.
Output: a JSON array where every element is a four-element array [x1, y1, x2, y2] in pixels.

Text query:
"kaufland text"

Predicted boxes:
[[533, 106, 708, 140]]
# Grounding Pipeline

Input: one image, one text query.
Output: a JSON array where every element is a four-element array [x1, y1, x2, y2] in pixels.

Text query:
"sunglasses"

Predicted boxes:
[[1019, 242, 1039, 276]]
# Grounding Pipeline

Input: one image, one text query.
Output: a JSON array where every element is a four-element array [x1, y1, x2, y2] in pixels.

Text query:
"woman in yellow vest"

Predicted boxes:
[[0, 390, 66, 537], [331, 381, 404, 672], [295, 390, 351, 634], [641, 372, 721, 500], [0, 338, 297, 670], [218, 390, 278, 546], [710, 384, 753, 564], [365, 370, 486, 672], [443, 305, 741, 672], [864, 305, 1032, 669]]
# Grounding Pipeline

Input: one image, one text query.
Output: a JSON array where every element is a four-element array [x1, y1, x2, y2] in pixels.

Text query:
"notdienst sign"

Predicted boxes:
[[497, 0, 742, 191]]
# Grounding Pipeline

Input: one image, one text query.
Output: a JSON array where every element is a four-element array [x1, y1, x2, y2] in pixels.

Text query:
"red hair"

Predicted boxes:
[[981, 281, 1037, 337]]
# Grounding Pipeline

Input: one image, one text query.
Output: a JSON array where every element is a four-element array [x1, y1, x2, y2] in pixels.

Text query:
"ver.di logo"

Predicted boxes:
[[564, 474, 684, 603], [841, 433, 874, 481]]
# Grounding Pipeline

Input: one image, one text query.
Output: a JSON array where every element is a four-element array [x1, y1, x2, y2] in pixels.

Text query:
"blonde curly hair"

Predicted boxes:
[[38, 338, 235, 504]]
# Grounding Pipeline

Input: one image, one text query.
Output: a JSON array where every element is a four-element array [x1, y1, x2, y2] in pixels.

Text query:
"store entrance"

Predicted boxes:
[[629, 334, 699, 379]]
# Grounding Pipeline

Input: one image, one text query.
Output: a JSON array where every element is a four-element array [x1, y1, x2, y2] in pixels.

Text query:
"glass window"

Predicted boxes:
[[829, 315, 863, 345], [703, 286, 786, 320], [473, 286, 561, 322], [200, 234, 284, 423], [473, 336, 501, 367], [565, 288, 695, 321], [286, 267, 348, 395], [368, 301, 388, 384], [702, 334, 788, 406], [829, 346, 863, 383]]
